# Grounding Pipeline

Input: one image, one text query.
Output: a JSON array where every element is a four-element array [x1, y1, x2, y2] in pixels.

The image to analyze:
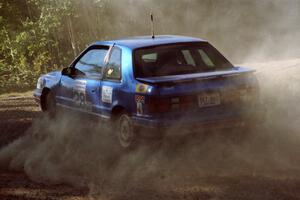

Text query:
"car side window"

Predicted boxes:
[[181, 50, 196, 66], [74, 48, 108, 78], [198, 49, 215, 67], [103, 47, 121, 80]]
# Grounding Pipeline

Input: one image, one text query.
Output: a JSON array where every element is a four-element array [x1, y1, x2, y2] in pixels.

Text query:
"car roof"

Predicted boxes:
[[93, 35, 207, 49]]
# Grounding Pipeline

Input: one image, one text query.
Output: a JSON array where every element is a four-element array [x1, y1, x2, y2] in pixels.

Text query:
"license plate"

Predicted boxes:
[[198, 93, 221, 108]]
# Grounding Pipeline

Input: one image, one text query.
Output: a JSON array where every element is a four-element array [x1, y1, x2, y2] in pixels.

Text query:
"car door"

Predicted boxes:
[[58, 46, 109, 115], [100, 46, 123, 117]]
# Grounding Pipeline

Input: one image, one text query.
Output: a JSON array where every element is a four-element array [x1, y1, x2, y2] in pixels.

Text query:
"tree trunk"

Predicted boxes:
[[3, 27, 15, 63], [67, 15, 77, 57]]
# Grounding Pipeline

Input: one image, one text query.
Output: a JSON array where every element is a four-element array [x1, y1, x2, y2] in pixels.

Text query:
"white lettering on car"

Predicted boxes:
[[136, 102, 143, 116], [102, 86, 113, 104]]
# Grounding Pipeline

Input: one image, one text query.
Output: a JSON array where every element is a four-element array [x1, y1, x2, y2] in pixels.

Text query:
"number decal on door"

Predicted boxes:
[[72, 80, 87, 108]]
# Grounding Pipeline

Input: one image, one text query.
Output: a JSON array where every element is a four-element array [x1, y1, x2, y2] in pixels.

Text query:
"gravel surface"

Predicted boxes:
[[0, 93, 89, 199], [0, 87, 300, 200]]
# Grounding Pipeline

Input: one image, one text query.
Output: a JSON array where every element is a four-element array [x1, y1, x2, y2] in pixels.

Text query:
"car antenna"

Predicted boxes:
[[150, 12, 155, 39]]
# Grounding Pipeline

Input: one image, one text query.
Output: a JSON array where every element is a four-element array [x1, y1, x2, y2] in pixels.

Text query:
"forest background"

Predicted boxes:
[[1, 0, 299, 93]]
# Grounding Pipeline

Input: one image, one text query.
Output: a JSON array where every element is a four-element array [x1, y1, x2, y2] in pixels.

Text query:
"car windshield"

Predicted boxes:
[[134, 42, 234, 78]]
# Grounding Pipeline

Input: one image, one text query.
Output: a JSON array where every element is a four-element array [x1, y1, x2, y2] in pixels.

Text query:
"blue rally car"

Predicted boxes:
[[34, 35, 263, 148]]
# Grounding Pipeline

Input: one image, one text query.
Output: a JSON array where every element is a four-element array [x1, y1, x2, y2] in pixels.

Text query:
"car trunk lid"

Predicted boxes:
[[140, 67, 258, 115]]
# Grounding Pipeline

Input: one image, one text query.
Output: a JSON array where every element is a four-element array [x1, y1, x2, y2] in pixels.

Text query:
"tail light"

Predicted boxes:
[[147, 98, 171, 113], [147, 96, 196, 113], [179, 96, 195, 109]]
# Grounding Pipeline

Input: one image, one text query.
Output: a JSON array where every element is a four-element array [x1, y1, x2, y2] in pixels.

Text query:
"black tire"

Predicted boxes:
[[44, 91, 56, 118], [116, 113, 137, 149]]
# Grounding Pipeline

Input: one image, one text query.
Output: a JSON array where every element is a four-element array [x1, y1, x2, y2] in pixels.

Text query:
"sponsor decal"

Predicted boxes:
[[102, 86, 113, 103], [135, 95, 145, 103], [135, 95, 145, 116], [136, 84, 149, 93], [73, 80, 87, 107], [137, 102, 143, 116]]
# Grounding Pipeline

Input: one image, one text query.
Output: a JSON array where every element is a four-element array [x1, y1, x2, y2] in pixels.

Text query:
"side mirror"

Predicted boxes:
[[62, 67, 85, 77], [62, 67, 72, 76]]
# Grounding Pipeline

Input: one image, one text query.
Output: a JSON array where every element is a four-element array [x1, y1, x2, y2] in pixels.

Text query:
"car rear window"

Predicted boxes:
[[134, 42, 234, 78]]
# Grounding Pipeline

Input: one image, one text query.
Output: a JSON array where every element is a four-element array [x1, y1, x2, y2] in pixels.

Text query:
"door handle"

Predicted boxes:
[[91, 89, 96, 93]]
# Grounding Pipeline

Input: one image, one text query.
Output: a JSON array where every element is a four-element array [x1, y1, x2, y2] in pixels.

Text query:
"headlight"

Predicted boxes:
[[36, 77, 45, 89]]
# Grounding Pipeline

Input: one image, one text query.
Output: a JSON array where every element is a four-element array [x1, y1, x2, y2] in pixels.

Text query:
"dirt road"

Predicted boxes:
[[1, 92, 300, 200], [0, 93, 88, 199]]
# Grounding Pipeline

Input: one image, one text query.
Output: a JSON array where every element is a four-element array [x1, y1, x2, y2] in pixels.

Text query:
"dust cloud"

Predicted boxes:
[[1, 0, 300, 199], [97, 0, 300, 63], [1, 59, 300, 198]]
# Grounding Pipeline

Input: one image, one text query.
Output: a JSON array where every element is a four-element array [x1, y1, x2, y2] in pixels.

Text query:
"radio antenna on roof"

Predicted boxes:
[[150, 12, 155, 39]]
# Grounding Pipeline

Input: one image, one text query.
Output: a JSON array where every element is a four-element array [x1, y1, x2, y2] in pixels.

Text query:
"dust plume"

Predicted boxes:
[[1, 59, 300, 198], [1, 0, 300, 198], [91, 0, 300, 63]]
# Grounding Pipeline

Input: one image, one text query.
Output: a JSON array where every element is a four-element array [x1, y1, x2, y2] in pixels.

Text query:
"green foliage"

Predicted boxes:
[[0, 0, 114, 93], [0, 0, 73, 93]]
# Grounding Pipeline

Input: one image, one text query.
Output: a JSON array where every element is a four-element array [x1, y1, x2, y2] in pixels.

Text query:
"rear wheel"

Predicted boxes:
[[117, 113, 136, 149]]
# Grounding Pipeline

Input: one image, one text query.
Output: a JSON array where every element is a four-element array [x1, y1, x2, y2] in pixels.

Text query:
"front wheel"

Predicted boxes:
[[43, 91, 56, 118], [117, 113, 136, 149]]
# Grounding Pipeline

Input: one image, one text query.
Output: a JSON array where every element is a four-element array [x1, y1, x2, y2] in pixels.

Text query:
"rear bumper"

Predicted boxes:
[[132, 108, 266, 138]]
